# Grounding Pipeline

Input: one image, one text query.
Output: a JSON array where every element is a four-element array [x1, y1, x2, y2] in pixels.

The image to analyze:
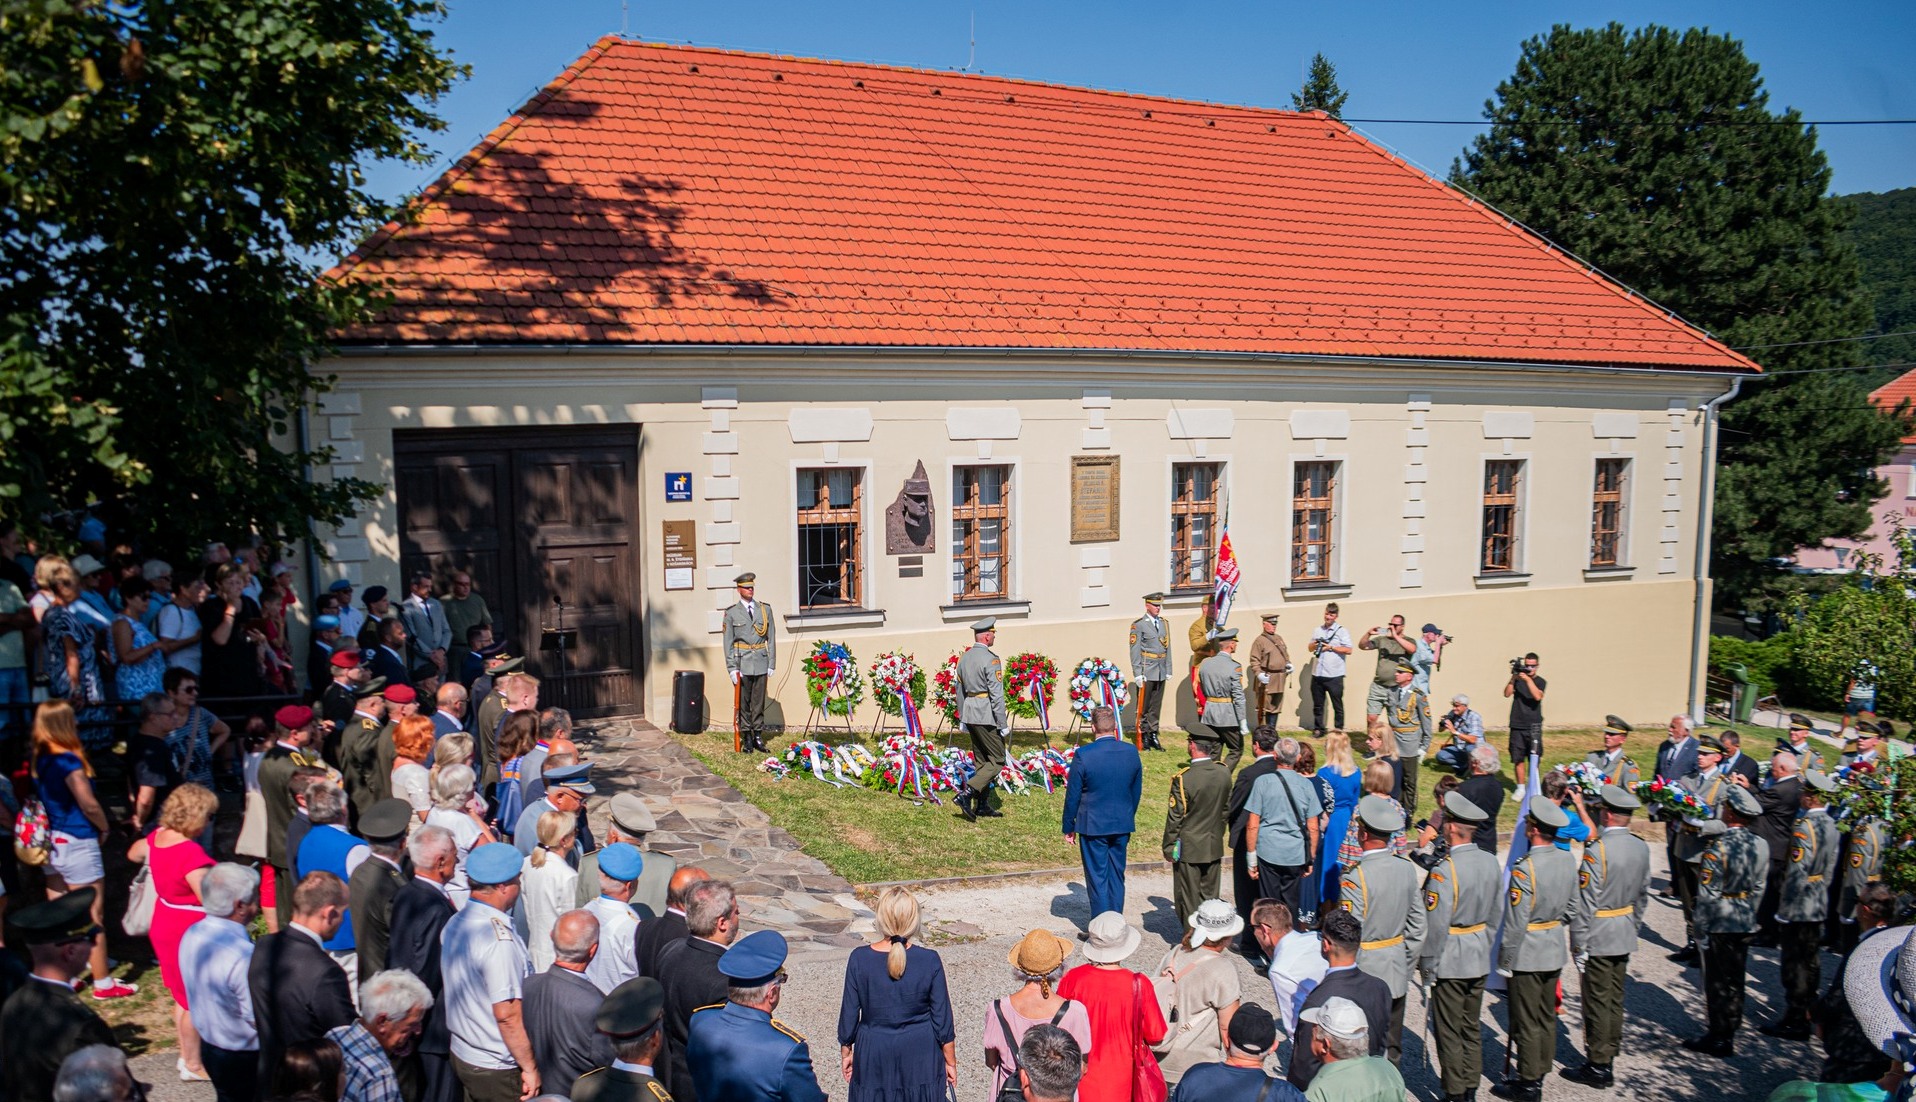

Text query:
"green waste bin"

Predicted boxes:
[[1721, 663, 1755, 723]]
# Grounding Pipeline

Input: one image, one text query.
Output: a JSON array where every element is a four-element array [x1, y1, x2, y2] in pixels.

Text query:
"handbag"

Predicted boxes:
[[1131, 973, 1168, 1102], [992, 998, 1075, 1102], [121, 859, 157, 937], [13, 795, 50, 867]]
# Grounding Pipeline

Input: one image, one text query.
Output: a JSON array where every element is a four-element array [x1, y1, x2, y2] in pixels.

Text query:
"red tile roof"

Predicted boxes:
[[1871, 369, 1916, 441], [329, 37, 1759, 372]]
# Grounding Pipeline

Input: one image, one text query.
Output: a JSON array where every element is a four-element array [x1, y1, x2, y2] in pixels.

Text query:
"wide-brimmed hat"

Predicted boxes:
[[1082, 911, 1141, 964], [1007, 929, 1075, 976], [1845, 924, 1916, 1054], [1189, 898, 1244, 945]]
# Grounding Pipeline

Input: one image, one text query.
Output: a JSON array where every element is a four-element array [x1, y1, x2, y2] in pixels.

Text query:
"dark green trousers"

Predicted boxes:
[[1208, 724, 1243, 772], [966, 724, 1005, 797], [452, 1057, 522, 1102], [1582, 955, 1628, 1064], [1400, 754, 1421, 817], [1780, 920, 1822, 1018], [1509, 969, 1561, 1082], [1433, 976, 1487, 1096], [1172, 859, 1220, 929], [1701, 932, 1753, 1042]]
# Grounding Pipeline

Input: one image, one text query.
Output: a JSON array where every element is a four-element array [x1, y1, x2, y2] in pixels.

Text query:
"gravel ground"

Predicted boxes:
[[135, 837, 1836, 1101]]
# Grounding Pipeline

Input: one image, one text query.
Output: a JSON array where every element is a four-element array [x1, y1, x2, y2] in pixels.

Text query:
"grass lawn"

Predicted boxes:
[[676, 724, 1673, 885]]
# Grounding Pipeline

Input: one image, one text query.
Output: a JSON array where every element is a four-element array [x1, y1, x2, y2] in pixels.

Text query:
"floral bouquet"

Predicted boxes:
[[803, 641, 864, 717], [783, 740, 873, 786], [1554, 761, 1608, 797], [864, 733, 950, 802], [868, 651, 928, 721], [1633, 777, 1715, 823], [1014, 747, 1074, 793], [784, 741, 834, 779], [1003, 652, 1058, 722], [1830, 763, 1893, 832], [756, 756, 791, 781], [931, 652, 964, 726], [1068, 658, 1130, 722]]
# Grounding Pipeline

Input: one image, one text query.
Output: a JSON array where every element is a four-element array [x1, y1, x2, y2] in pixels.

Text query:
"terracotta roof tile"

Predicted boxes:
[[328, 38, 1757, 371]]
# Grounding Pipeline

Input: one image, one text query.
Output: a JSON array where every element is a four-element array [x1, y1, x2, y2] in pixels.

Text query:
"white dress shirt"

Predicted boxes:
[[1267, 930, 1327, 1037], [441, 897, 530, 1069], [180, 916, 259, 1051], [583, 895, 641, 994]]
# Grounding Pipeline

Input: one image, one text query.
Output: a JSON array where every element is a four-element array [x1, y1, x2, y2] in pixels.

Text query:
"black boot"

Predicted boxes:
[[1668, 944, 1700, 966], [1490, 1079, 1541, 1102], [1760, 1016, 1812, 1041], [1681, 1035, 1734, 1058], [1560, 1063, 1614, 1088], [955, 789, 977, 822]]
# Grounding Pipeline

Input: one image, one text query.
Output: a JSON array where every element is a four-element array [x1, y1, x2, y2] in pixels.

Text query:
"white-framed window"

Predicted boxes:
[[1481, 459, 1526, 574], [951, 464, 1012, 600], [1291, 460, 1340, 584], [1590, 457, 1631, 568], [1170, 461, 1222, 591], [796, 468, 863, 608]]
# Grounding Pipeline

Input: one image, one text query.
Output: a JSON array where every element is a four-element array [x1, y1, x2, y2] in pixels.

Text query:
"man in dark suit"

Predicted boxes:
[[1455, 746, 1505, 855], [636, 865, 708, 979], [0, 891, 117, 1102], [1744, 752, 1802, 944], [248, 871, 356, 1086], [368, 616, 413, 690], [1062, 705, 1144, 926], [1163, 728, 1231, 929], [523, 910, 618, 1091], [387, 825, 460, 1102], [261, 705, 329, 925], [1653, 713, 1701, 888], [349, 800, 413, 983], [1286, 909, 1392, 1090], [1227, 726, 1280, 960], [1718, 730, 1761, 787], [655, 878, 741, 1102]]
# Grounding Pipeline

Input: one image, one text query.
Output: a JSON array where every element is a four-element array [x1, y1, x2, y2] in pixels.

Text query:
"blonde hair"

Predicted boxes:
[[160, 783, 218, 836], [1362, 759, 1396, 797], [529, 809, 576, 869], [1322, 730, 1357, 776], [36, 557, 79, 600], [31, 701, 92, 777], [433, 732, 474, 769], [874, 887, 922, 980], [1366, 715, 1397, 760]]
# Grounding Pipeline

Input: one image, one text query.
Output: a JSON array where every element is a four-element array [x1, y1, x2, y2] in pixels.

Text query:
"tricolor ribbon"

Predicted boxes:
[[1030, 675, 1049, 732], [900, 686, 925, 740]]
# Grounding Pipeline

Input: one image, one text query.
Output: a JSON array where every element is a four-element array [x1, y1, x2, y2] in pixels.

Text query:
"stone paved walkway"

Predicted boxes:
[[573, 717, 874, 960]]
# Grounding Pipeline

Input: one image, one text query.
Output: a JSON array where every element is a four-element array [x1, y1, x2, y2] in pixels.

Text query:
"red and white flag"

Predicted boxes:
[[1212, 524, 1241, 628]]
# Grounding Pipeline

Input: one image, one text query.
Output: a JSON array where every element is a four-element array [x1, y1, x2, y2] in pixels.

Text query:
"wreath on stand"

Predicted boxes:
[[931, 652, 964, 727], [1068, 658, 1130, 722], [803, 641, 864, 717], [1003, 652, 1058, 722], [868, 652, 928, 719]]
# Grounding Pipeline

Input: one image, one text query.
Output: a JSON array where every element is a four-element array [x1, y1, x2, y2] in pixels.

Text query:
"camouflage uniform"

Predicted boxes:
[[1693, 826, 1770, 1048]]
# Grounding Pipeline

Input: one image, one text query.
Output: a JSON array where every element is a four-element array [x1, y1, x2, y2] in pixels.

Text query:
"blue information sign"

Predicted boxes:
[[665, 472, 693, 502]]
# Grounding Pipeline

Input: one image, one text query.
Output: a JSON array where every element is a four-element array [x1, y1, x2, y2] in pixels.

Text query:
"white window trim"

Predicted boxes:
[[788, 458, 875, 613], [1282, 453, 1348, 594], [945, 456, 1022, 604], [1588, 451, 1636, 573], [1476, 452, 1532, 581], [1164, 455, 1233, 596]]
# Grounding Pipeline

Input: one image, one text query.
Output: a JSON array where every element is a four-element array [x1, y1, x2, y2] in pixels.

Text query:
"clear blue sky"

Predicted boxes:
[[365, 0, 1916, 204]]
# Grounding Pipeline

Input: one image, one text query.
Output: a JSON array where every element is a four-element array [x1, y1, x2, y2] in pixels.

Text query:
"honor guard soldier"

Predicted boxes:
[[1781, 715, 1829, 773], [1682, 784, 1769, 1058], [1492, 798, 1576, 1102], [340, 682, 393, 820], [1835, 779, 1887, 954], [1196, 628, 1248, 771], [1340, 794, 1426, 1067], [1418, 791, 1501, 1102], [1762, 769, 1841, 1041], [686, 931, 827, 1102], [723, 573, 776, 753], [1163, 729, 1231, 928], [1383, 661, 1432, 815], [1669, 735, 1732, 965], [1128, 594, 1172, 751], [956, 617, 1010, 822], [1562, 785, 1651, 1088], [348, 798, 414, 983], [1247, 613, 1291, 731], [320, 648, 363, 748], [1585, 717, 1642, 789], [572, 976, 672, 1102]]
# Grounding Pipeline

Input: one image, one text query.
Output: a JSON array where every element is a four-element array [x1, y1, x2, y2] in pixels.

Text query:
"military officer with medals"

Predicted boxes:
[[1682, 784, 1769, 1058], [1196, 628, 1248, 772], [572, 976, 673, 1102], [1247, 612, 1291, 731], [1762, 769, 1841, 1041], [1585, 716, 1642, 789], [723, 573, 777, 753], [1669, 735, 1732, 965], [1562, 785, 1651, 1089], [1340, 794, 1426, 1067], [1383, 660, 1431, 815], [1128, 593, 1172, 751], [956, 617, 1010, 822], [1417, 791, 1501, 1102], [686, 931, 827, 1102], [1491, 798, 1576, 1102]]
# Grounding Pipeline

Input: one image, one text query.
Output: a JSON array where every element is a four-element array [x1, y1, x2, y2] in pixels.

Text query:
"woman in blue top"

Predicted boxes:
[[111, 578, 171, 702], [838, 887, 956, 1101], [1314, 730, 1364, 912], [1542, 771, 1593, 850], [37, 559, 113, 750], [32, 701, 136, 998]]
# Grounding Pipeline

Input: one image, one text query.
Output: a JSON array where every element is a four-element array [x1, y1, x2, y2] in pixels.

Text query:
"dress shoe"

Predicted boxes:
[[979, 804, 1006, 818], [1681, 1035, 1734, 1058], [1490, 1078, 1541, 1101], [955, 790, 977, 822], [1560, 1063, 1614, 1088], [1668, 946, 1700, 966], [1759, 1019, 1812, 1041]]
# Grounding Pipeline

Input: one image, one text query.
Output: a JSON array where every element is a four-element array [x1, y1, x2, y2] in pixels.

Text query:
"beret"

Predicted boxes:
[[275, 704, 314, 729], [314, 614, 340, 632], [363, 585, 388, 604], [466, 842, 525, 885], [383, 684, 417, 704], [328, 579, 354, 592], [329, 649, 361, 669], [597, 842, 643, 882]]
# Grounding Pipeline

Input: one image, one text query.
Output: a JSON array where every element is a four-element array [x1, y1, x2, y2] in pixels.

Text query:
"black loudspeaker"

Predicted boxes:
[[671, 669, 706, 733]]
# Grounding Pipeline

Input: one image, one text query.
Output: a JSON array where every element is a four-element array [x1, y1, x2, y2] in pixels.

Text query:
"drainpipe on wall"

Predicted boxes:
[[1688, 376, 1746, 724], [297, 401, 323, 600]]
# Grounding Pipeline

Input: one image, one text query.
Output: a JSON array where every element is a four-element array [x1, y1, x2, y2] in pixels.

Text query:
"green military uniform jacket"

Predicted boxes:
[[1498, 845, 1577, 974], [1129, 614, 1171, 681], [1841, 818, 1886, 916], [375, 718, 401, 804], [1196, 653, 1245, 729], [1695, 827, 1770, 936], [1385, 684, 1431, 759], [572, 1064, 675, 1102], [1569, 826, 1651, 958], [340, 712, 388, 819], [957, 643, 1008, 729], [1162, 758, 1230, 864], [1419, 842, 1501, 980], [1675, 771, 1732, 864], [722, 601, 775, 676], [1341, 848, 1427, 998], [1584, 748, 1642, 789], [1776, 808, 1840, 924]]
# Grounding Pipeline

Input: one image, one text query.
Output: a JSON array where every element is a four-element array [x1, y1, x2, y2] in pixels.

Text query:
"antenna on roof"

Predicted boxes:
[[620, 0, 630, 36], [962, 11, 976, 71]]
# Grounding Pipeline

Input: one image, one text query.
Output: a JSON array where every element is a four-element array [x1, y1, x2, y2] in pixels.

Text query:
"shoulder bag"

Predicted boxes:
[[1131, 973, 1168, 1102], [121, 857, 157, 937], [12, 795, 50, 867], [992, 997, 1076, 1102]]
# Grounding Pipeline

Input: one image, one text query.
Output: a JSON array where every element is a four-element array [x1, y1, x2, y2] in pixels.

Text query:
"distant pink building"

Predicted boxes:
[[1794, 370, 1916, 572]]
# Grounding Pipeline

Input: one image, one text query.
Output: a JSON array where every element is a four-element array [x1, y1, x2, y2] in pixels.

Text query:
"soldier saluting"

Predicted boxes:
[[1491, 799, 1576, 1102], [1418, 791, 1501, 1102], [1129, 593, 1171, 751], [1681, 784, 1769, 1058], [1585, 716, 1642, 788], [723, 572, 776, 753], [1562, 785, 1651, 1089], [956, 617, 1010, 822]]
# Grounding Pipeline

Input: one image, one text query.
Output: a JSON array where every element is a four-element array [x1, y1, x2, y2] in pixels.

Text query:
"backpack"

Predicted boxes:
[[13, 795, 50, 866]]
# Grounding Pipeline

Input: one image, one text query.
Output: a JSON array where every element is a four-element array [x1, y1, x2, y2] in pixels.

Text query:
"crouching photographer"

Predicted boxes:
[[1502, 652, 1546, 788], [1432, 694, 1483, 774]]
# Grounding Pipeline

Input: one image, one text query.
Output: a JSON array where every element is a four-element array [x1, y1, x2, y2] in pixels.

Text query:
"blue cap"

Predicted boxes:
[[718, 930, 789, 985], [597, 842, 642, 882], [545, 760, 596, 795], [314, 614, 341, 631], [466, 842, 525, 886], [328, 578, 354, 592]]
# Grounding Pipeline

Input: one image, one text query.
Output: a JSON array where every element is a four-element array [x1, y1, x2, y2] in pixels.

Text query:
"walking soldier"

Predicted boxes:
[[1491, 799, 1576, 1102], [1341, 794, 1426, 1067], [956, 617, 1009, 822], [1761, 770, 1840, 1041], [1682, 784, 1770, 1058], [1562, 785, 1651, 1088], [1418, 791, 1501, 1102], [1128, 594, 1171, 751], [722, 573, 776, 753]]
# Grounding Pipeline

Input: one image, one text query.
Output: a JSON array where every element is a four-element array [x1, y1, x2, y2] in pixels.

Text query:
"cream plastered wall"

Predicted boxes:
[[313, 351, 1732, 731]]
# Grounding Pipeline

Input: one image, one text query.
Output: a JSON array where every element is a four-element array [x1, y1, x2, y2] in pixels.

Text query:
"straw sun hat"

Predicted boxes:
[[1007, 929, 1075, 977]]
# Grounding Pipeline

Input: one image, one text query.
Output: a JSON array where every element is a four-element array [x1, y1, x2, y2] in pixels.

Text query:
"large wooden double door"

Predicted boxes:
[[394, 428, 642, 717]]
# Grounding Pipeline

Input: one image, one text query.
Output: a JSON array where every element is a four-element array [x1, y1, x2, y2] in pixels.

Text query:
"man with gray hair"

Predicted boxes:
[[1456, 744, 1505, 854], [51, 1045, 136, 1102], [522, 910, 617, 1092], [328, 969, 433, 1102], [1242, 735, 1323, 919], [181, 863, 263, 1102], [1016, 1023, 1084, 1102], [1300, 997, 1403, 1101], [658, 878, 742, 1100], [387, 826, 461, 1102]]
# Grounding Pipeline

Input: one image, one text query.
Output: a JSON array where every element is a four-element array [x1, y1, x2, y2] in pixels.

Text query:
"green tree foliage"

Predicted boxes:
[[1290, 53, 1348, 118], [1778, 519, 1916, 719], [1453, 24, 1907, 610], [1842, 188, 1916, 377], [0, 0, 463, 555]]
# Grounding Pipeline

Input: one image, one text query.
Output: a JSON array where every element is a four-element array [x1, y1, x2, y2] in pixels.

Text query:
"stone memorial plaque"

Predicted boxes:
[[1070, 455, 1120, 543]]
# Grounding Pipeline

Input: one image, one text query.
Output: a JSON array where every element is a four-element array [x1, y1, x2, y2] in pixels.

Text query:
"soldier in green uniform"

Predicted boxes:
[[1128, 593, 1172, 751], [1197, 629, 1247, 771], [1340, 793, 1426, 1066], [1584, 716, 1642, 789], [956, 617, 1010, 822], [374, 682, 421, 810], [340, 682, 391, 820], [1562, 785, 1651, 1088], [572, 975, 673, 1102], [1418, 791, 1500, 1102], [722, 573, 776, 753], [1491, 799, 1576, 1102], [1162, 729, 1230, 928], [1761, 769, 1841, 1041], [1682, 784, 1769, 1058], [1669, 735, 1731, 965], [1834, 781, 1887, 954], [1383, 661, 1431, 815]]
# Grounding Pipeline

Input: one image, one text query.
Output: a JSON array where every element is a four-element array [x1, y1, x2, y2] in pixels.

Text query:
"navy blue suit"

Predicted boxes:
[[367, 644, 411, 690], [1062, 735, 1143, 919]]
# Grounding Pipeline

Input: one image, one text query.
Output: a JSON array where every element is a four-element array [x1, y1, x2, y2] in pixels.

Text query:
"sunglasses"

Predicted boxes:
[[179, 685, 200, 695]]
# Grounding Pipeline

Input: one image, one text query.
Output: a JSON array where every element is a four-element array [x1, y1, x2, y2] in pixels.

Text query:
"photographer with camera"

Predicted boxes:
[[1306, 604, 1354, 737], [1432, 694, 1484, 775], [1501, 653, 1546, 789]]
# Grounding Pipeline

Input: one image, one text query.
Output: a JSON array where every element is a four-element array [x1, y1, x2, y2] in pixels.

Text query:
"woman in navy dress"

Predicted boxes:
[[837, 887, 955, 1101], [1315, 729, 1365, 912]]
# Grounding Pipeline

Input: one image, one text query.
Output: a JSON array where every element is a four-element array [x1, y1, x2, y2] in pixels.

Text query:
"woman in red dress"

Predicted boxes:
[[1056, 911, 1166, 1100], [130, 784, 219, 1082]]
